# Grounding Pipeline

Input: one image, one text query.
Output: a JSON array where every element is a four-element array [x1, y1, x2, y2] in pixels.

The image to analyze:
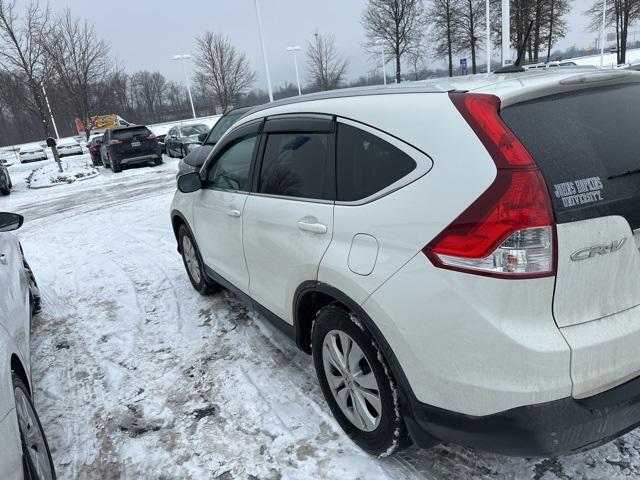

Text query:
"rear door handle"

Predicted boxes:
[[297, 221, 327, 234], [226, 209, 241, 218]]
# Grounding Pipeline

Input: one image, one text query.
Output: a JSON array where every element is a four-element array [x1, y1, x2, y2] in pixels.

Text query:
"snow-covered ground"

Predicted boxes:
[[27, 155, 98, 189], [2, 154, 640, 479]]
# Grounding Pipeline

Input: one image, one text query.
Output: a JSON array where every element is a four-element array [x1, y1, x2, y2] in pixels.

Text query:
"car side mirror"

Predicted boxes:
[[0, 212, 24, 232], [197, 133, 207, 143], [177, 172, 202, 193]]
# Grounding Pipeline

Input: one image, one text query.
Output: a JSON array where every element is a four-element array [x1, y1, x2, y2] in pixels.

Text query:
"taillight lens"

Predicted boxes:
[[423, 93, 556, 279], [109, 139, 123, 145]]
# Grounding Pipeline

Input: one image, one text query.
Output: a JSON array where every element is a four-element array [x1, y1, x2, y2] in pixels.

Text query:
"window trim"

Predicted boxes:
[[334, 117, 433, 206]]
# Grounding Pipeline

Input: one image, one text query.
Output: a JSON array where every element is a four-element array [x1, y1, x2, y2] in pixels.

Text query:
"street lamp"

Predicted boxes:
[[486, 0, 491, 73], [41, 82, 59, 139], [286, 46, 302, 96], [599, 0, 607, 68], [254, 0, 274, 102], [172, 54, 197, 119], [376, 39, 387, 86]]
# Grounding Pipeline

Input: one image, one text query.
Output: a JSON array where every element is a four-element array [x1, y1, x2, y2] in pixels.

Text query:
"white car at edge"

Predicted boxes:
[[55, 138, 83, 157], [171, 67, 640, 457], [18, 145, 47, 164], [0, 212, 55, 480]]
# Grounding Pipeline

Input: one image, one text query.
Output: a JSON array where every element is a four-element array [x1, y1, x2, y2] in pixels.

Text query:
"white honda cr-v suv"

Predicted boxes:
[[0, 212, 55, 479], [171, 67, 640, 457]]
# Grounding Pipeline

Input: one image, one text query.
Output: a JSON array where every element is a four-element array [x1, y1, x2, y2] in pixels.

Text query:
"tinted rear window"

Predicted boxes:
[[501, 84, 640, 228], [113, 127, 151, 140]]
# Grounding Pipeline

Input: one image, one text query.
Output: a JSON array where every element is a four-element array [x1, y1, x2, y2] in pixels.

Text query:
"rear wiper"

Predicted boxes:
[[608, 168, 640, 180]]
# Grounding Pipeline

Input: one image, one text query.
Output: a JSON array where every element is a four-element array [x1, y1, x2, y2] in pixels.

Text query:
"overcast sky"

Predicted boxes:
[[56, 0, 600, 90]]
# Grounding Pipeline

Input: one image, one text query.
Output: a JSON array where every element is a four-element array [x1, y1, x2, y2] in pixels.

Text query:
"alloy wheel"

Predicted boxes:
[[14, 388, 54, 480], [322, 330, 382, 432], [182, 235, 201, 284]]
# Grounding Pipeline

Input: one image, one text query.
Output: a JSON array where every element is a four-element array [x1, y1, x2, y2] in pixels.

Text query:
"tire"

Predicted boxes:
[[153, 158, 163, 166], [111, 161, 122, 173], [312, 305, 411, 456], [178, 225, 217, 295], [1, 184, 10, 196], [12, 374, 56, 480]]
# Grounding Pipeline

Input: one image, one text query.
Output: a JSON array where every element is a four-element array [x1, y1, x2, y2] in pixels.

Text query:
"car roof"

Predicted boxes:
[[241, 66, 640, 118]]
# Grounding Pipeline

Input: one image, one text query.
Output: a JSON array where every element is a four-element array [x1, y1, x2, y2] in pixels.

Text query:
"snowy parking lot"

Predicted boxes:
[[3, 154, 640, 479]]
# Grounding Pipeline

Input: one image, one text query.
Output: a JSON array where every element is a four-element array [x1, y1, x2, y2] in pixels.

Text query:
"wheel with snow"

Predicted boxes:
[[13, 374, 56, 480], [312, 305, 411, 456], [1, 184, 10, 196], [178, 225, 217, 295]]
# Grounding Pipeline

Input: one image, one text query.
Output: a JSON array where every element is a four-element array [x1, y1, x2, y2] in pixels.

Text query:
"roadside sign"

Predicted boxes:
[[460, 58, 468, 75]]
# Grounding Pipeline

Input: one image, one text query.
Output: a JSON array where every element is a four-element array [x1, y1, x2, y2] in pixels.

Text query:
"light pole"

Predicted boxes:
[[41, 83, 59, 139], [173, 54, 197, 119], [376, 39, 387, 85], [501, 0, 511, 66], [600, 0, 607, 68], [254, 0, 274, 102], [286, 46, 302, 96], [486, 0, 491, 73]]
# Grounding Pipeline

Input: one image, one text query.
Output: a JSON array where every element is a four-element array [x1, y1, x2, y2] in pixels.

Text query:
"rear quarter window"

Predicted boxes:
[[336, 123, 416, 202]]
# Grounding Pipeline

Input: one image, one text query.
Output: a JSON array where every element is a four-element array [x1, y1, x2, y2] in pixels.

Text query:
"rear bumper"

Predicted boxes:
[[405, 373, 640, 457], [115, 153, 161, 166]]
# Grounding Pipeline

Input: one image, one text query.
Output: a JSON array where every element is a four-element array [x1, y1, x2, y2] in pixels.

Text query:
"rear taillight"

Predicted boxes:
[[109, 139, 123, 145], [147, 134, 156, 140], [422, 93, 556, 279]]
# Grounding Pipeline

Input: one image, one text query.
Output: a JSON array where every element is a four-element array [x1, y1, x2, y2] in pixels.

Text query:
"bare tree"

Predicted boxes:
[[132, 71, 166, 123], [305, 32, 348, 90], [194, 32, 255, 113], [44, 9, 112, 139], [362, 0, 427, 82], [457, 0, 485, 73], [586, 0, 639, 64], [429, 0, 462, 76], [406, 35, 428, 80], [0, 0, 52, 137]]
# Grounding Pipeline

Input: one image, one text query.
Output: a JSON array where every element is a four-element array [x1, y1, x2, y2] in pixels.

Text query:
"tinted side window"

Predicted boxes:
[[336, 123, 416, 201], [206, 134, 257, 191], [259, 133, 332, 200]]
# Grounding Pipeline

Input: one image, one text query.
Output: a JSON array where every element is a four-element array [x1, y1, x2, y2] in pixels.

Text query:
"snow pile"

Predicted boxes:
[[27, 154, 98, 189]]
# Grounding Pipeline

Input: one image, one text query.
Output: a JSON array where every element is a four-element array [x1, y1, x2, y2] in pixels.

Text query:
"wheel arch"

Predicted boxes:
[[10, 354, 31, 396], [170, 209, 194, 253], [293, 281, 414, 399]]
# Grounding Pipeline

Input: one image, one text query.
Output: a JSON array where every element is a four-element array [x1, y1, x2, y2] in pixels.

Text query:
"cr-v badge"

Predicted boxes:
[[570, 238, 627, 261]]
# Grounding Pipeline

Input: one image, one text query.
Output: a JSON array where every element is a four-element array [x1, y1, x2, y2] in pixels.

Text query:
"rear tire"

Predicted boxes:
[[111, 161, 122, 173], [1, 185, 10, 196], [312, 305, 411, 456], [12, 374, 56, 480], [153, 158, 163, 166], [178, 225, 217, 295]]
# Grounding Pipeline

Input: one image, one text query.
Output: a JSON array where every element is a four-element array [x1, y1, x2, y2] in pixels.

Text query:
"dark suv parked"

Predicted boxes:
[[100, 126, 162, 173]]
